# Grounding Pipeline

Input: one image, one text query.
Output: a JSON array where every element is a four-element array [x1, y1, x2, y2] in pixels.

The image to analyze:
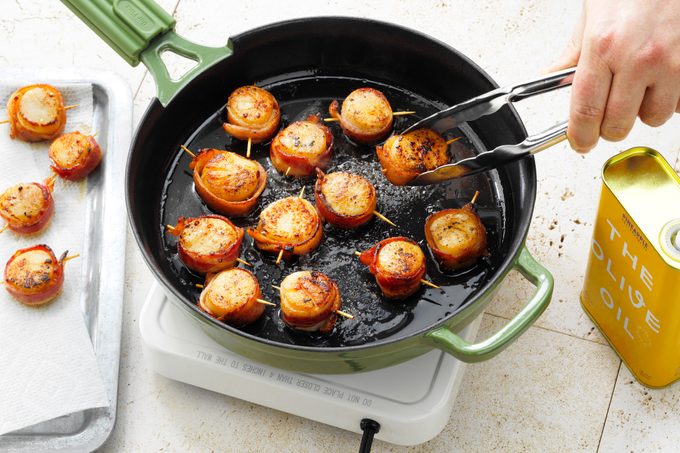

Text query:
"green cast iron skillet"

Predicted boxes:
[[62, 0, 554, 373]]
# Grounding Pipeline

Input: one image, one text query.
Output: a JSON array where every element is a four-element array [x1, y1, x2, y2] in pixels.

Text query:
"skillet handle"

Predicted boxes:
[[425, 245, 553, 362], [60, 0, 232, 106]]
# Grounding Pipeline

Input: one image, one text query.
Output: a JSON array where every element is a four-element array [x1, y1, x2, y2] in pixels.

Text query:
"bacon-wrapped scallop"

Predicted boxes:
[[167, 215, 244, 275], [190, 149, 267, 217], [0, 176, 55, 235], [425, 203, 488, 271], [247, 196, 323, 261], [359, 237, 427, 299], [328, 88, 393, 144], [198, 268, 265, 326], [314, 169, 376, 229], [279, 271, 342, 333], [222, 85, 280, 143], [6, 84, 67, 142], [3, 245, 66, 306], [376, 128, 449, 185], [48, 131, 102, 180], [270, 115, 333, 177]]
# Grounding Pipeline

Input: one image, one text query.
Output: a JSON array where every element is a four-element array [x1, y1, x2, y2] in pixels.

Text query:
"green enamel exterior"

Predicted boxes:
[[170, 244, 553, 374], [60, 0, 232, 106]]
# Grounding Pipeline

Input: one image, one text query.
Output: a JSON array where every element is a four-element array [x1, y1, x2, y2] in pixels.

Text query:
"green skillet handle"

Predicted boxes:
[[60, 0, 232, 106], [425, 245, 554, 362]]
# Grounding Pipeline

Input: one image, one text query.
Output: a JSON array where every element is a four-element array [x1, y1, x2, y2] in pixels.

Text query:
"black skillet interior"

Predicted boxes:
[[127, 18, 535, 349]]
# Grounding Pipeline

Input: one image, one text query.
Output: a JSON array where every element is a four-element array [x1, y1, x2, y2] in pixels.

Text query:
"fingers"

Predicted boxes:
[[546, 7, 585, 72], [600, 72, 646, 141], [567, 47, 613, 152], [639, 84, 679, 127]]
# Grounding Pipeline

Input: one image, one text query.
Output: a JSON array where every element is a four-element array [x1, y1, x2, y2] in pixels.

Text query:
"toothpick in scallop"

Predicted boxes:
[[275, 249, 284, 265], [246, 137, 252, 159], [372, 211, 397, 227], [271, 284, 352, 318], [237, 257, 252, 267], [353, 251, 440, 289], [180, 144, 196, 158], [0, 224, 8, 234], [445, 137, 461, 145], [470, 190, 480, 205]]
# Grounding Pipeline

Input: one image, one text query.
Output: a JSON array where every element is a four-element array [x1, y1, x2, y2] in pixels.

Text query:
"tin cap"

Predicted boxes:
[[660, 219, 680, 261]]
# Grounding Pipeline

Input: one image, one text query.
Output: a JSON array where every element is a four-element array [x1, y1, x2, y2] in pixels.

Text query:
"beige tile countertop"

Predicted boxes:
[[3, 1, 680, 452]]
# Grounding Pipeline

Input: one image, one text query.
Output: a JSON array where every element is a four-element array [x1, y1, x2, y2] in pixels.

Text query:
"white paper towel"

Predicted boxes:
[[0, 83, 109, 435]]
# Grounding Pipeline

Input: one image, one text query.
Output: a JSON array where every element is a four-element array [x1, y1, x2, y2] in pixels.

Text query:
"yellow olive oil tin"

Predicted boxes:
[[581, 147, 680, 388]]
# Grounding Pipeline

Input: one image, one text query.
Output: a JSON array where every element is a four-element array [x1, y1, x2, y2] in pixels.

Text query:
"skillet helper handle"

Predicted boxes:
[[425, 246, 553, 362], [60, 0, 233, 106]]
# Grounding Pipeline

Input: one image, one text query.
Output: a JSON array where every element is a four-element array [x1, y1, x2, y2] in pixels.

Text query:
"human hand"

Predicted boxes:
[[548, 0, 680, 152]]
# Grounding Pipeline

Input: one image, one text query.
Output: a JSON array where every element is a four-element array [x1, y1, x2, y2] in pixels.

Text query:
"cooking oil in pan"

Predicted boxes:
[[581, 147, 680, 387], [160, 74, 508, 349]]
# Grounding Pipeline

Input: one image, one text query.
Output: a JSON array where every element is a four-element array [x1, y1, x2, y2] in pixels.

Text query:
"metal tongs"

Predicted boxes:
[[405, 67, 575, 185]]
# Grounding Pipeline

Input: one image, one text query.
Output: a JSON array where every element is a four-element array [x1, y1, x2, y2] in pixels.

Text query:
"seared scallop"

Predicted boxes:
[[168, 215, 244, 275], [49, 132, 103, 180], [246, 196, 323, 260], [198, 268, 265, 326], [279, 270, 342, 332], [0, 177, 55, 235], [222, 85, 280, 143], [425, 203, 488, 271], [6, 84, 66, 142], [191, 149, 267, 217], [359, 237, 427, 299], [314, 169, 376, 229], [376, 128, 449, 185], [270, 115, 333, 177], [328, 87, 393, 144], [3, 245, 65, 306]]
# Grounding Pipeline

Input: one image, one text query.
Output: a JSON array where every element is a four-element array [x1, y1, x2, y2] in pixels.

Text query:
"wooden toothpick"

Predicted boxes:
[[196, 283, 204, 289], [256, 298, 276, 307], [237, 257, 252, 267], [298, 186, 305, 199], [420, 279, 441, 289], [246, 137, 252, 159], [0, 119, 9, 125], [372, 211, 396, 227], [62, 253, 80, 264], [445, 137, 461, 145], [354, 251, 362, 257], [275, 249, 284, 265], [180, 145, 196, 158], [470, 190, 480, 205], [335, 309, 354, 319], [166, 224, 177, 233], [64, 104, 79, 111], [0, 224, 8, 234], [285, 167, 291, 176], [323, 117, 339, 122], [272, 285, 281, 291]]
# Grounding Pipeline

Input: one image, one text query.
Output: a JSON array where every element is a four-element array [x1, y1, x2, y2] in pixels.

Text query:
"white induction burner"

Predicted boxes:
[[140, 283, 481, 446]]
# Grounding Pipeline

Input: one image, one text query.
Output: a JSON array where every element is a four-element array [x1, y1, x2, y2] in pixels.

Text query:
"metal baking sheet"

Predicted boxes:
[[0, 68, 131, 452]]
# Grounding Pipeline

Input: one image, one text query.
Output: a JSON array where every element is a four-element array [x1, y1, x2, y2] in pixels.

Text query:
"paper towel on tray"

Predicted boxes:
[[0, 83, 109, 435]]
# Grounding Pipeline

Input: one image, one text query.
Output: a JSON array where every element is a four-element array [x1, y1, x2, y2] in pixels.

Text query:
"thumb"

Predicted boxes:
[[545, 8, 585, 73]]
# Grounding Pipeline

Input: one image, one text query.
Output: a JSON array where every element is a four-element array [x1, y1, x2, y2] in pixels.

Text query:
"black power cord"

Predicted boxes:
[[359, 418, 381, 453]]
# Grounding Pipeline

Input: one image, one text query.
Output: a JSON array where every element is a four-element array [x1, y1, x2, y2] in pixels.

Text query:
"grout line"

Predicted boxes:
[[596, 360, 622, 452], [483, 312, 610, 347]]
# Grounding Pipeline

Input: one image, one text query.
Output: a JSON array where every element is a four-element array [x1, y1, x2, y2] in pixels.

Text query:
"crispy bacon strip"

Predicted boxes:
[[359, 237, 427, 299], [376, 128, 449, 185], [270, 115, 333, 177], [7, 84, 66, 142], [222, 85, 280, 142], [279, 271, 342, 332], [168, 215, 244, 275], [425, 204, 488, 271], [49, 132, 103, 180], [246, 196, 323, 261], [0, 177, 55, 235], [190, 149, 267, 217], [328, 88, 393, 144], [314, 169, 376, 229], [3, 245, 65, 305], [198, 268, 265, 326]]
